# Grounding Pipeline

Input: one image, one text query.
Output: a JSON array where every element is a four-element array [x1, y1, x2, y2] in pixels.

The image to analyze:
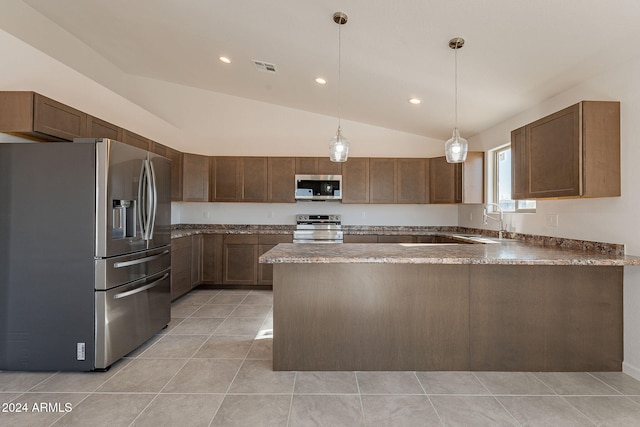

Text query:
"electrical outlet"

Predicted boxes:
[[546, 213, 559, 228], [469, 212, 473, 222], [267, 211, 273, 219], [361, 211, 366, 219]]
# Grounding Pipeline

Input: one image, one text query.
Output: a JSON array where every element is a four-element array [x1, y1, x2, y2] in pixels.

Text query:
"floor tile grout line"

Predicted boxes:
[[471, 371, 494, 395], [556, 394, 600, 427], [286, 373, 297, 427], [413, 371, 444, 426], [586, 371, 628, 395], [490, 394, 525, 426]]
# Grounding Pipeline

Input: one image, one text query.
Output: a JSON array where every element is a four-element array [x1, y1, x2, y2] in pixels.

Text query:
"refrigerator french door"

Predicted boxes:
[[0, 138, 171, 371]]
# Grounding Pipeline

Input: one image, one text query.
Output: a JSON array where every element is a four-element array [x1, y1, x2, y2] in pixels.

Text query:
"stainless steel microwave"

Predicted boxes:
[[295, 174, 342, 201]]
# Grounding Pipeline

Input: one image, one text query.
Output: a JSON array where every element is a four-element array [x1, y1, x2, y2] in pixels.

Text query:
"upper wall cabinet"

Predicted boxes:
[[342, 157, 370, 204], [268, 157, 296, 203], [295, 157, 342, 175], [210, 157, 268, 202], [86, 115, 123, 140], [0, 91, 87, 141], [430, 152, 484, 204], [369, 158, 428, 204], [511, 101, 620, 199], [182, 153, 210, 202], [122, 129, 152, 151]]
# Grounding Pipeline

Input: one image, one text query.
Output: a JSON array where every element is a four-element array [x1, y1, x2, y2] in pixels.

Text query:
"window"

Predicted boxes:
[[493, 145, 536, 212]]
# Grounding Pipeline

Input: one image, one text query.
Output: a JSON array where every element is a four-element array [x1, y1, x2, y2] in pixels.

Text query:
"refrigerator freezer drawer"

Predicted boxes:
[[95, 246, 171, 290], [94, 269, 170, 369]]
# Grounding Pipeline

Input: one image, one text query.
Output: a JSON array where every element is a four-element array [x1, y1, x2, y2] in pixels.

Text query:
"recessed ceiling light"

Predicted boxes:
[[219, 56, 231, 64], [315, 77, 327, 85], [409, 97, 422, 105]]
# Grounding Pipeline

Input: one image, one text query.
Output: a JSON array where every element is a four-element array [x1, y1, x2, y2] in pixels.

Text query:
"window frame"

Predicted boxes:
[[492, 144, 536, 213]]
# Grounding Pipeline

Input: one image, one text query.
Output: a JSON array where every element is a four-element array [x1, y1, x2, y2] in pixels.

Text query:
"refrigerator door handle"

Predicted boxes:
[[113, 250, 170, 268], [147, 159, 157, 240], [137, 161, 148, 240], [113, 273, 169, 300]]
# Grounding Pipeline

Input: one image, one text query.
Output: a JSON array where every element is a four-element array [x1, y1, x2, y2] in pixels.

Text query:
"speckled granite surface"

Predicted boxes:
[[259, 242, 640, 266], [171, 224, 640, 265]]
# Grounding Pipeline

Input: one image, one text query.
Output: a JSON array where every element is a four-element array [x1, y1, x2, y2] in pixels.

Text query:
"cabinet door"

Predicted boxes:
[[397, 158, 427, 204], [342, 157, 370, 203], [462, 152, 485, 204], [369, 158, 396, 203], [526, 104, 580, 198], [223, 235, 259, 285], [122, 130, 151, 151], [86, 115, 122, 140], [191, 235, 202, 288], [164, 147, 183, 201], [268, 157, 296, 202], [242, 157, 268, 202], [33, 93, 87, 141], [429, 156, 461, 204], [258, 234, 293, 285], [171, 236, 192, 300], [182, 153, 210, 202], [211, 157, 242, 201], [511, 126, 527, 200], [295, 157, 319, 174], [202, 234, 223, 284], [317, 157, 343, 175]]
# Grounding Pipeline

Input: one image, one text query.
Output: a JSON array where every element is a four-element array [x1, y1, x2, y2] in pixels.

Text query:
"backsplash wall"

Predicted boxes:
[[173, 202, 459, 226]]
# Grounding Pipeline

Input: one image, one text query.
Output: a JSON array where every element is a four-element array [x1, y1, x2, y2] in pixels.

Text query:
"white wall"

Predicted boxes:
[[174, 202, 457, 227], [462, 54, 640, 378]]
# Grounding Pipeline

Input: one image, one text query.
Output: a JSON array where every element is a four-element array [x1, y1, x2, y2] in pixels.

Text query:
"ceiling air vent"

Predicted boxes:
[[252, 59, 278, 74]]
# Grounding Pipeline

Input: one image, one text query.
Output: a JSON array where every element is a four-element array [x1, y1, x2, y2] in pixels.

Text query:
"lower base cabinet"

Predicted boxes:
[[171, 236, 195, 300]]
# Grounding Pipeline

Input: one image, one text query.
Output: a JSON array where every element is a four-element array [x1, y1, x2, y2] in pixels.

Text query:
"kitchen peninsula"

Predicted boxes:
[[260, 240, 640, 372]]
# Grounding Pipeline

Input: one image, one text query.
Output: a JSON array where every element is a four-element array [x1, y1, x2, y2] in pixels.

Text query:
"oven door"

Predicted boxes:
[[293, 229, 344, 243], [94, 268, 170, 369]]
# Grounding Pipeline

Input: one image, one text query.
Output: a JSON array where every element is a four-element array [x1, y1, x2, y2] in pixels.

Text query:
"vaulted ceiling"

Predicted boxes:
[[12, 0, 640, 140]]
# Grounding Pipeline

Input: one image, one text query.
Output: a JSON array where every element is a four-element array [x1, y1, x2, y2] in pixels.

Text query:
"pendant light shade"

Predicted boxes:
[[329, 126, 349, 162], [329, 12, 350, 163], [445, 37, 468, 163]]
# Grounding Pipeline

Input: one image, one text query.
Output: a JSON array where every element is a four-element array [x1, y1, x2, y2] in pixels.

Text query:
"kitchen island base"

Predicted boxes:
[[272, 264, 622, 371]]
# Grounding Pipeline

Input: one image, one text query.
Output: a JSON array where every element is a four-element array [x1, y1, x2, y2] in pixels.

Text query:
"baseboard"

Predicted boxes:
[[623, 361, 640, 381]]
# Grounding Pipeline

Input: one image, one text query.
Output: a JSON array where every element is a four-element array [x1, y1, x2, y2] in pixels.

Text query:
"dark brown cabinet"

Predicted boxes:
[[430, 152, 484, 204], [258, 234, 293, 285], [171, 236, 193, 300], [122, 129, 152, 151], [202, 234, 223, 284], [342, 157, 370, 203], [222, 234, 259, 285], [211, 157, 268, 202], [511, 101, 620, 199], [191, 234, 203, 287], [369, 158, 427, 204], [86, 115, 122, 140], [0, 91, 87, 141], [182, 153, 210, 202], [164, 147, 184, 201], [397, 158, 428, 204], [369, 158, 396, 203], [268, 157, 296, 203], [295, 157, 342, 175]]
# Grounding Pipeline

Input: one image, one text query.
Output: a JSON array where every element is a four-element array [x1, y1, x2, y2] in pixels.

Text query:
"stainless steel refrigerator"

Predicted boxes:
[[0, 138, 171, 371]]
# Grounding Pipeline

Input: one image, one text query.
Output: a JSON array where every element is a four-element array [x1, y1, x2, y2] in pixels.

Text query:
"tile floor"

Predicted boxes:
[[2, 289, 640, 426]]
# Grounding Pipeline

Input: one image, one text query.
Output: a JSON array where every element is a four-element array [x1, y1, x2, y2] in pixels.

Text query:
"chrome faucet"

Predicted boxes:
[[483, 203, 505, 239]]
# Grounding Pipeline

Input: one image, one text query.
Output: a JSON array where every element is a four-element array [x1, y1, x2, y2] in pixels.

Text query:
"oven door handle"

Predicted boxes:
[[113, 250, 170, 268], [113, 273, 169, 300]]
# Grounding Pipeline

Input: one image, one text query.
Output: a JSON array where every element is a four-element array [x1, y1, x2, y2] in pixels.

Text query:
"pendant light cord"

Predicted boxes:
[[454, 43, 458, 130], [337, 19, 342, 131]]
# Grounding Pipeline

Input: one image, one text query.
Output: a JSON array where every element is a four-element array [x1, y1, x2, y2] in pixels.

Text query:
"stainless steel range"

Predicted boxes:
[[293, 214, 343, 243]]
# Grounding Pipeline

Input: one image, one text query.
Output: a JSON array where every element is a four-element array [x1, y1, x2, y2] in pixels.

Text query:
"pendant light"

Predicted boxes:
[[329, 12, 350, 162], [444, 37, 468, 163]]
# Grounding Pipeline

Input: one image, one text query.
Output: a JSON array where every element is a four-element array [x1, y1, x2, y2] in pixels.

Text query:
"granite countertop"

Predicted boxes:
[[259, 241, 640, 266], [171, 224, 640, 266]]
